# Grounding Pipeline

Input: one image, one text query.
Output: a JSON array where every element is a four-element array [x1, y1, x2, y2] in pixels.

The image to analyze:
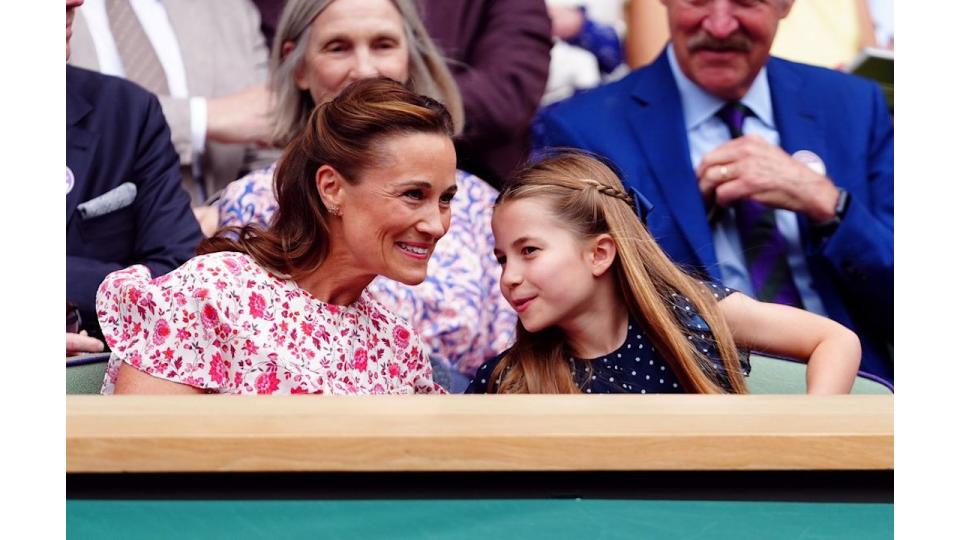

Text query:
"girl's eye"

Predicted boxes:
[[520, 246, 539, 256], [495, 255, 506, 266], [374, 38, 398, 50], [403, 189, 425, 200], [440, 192, 456, 205]]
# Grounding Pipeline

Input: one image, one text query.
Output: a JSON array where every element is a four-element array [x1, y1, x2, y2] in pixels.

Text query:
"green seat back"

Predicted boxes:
[[747, 353, 892, 394], [66, 359, 109, 394]]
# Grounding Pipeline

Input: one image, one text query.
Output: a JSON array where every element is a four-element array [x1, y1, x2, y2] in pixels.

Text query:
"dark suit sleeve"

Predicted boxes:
[[128, 94, 203, 277], [532, 103, 592, 153], [814, 83, 893, 331], [67, 92, 202, 335], [453, 0, 552, 144]]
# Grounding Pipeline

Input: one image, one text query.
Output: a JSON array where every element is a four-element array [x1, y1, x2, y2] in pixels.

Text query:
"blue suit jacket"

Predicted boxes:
[[67, 66, 202, 339], [535, 51, 894, 381]]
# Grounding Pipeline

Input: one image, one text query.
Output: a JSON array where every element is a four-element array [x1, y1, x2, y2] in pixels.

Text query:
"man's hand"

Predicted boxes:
[[697, 135, 840, 223], [193, 205, 220, 237], [67, 331, 104, 356], [206, 84, 275, 147]]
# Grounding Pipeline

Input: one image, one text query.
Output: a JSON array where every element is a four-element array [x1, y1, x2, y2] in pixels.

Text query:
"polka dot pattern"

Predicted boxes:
[[463, 282, 750, 394]]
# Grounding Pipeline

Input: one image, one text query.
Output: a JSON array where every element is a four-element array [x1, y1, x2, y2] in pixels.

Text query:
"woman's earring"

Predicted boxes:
[[328, 205, 341, 217]]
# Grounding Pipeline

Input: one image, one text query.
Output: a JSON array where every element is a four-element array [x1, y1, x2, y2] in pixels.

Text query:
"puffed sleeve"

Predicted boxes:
[[97, 255, 245, 394]]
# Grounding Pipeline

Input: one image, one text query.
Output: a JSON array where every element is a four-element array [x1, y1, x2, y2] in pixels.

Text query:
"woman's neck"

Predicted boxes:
[[561, 285, 630, 360], [295, 247, 375, 306]]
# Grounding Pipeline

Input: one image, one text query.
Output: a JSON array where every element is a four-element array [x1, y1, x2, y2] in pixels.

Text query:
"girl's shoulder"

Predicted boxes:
[[668, 281, 738, 328], [699, 281, 737, 301], [670, 281, 751, 382], [462, 349, 510, 394]]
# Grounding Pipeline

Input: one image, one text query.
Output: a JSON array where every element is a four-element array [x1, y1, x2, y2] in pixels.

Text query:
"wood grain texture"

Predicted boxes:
[[67, 395, 893, 473]]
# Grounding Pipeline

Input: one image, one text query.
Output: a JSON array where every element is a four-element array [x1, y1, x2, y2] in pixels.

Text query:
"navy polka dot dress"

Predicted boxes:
[[464, 282, 750, 394]]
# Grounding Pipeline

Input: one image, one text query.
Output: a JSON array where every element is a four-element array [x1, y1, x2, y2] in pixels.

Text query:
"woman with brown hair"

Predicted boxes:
[[97, 78, 456, 395], [213, 0, 516, 388], [466, 151, 861, 394]]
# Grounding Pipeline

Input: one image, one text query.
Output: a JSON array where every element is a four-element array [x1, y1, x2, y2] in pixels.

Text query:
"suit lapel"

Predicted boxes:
[[767, 58, 828, 239], [66, 71, 98, 226], [627, 53, 719, 275]]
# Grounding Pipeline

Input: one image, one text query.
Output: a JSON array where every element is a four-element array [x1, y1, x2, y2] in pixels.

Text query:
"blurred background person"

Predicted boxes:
[[541, 0, 628, 106], [416, 0, 553, 187], [215, 0, 517, 390], [68, 0, 278, 205], [770, 0, 877, 69], [249, 0, 554, 188], [625, 0, 886, 71], [535, 0, 894, 382], [251, 0, 286, 53], [66, 0, 201, 352], [624, 0, 669, 68], [868, 0, 893, 49]]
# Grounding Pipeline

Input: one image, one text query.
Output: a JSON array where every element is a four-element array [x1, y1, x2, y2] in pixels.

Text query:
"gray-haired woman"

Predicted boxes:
[[213, 0, 516, 390]]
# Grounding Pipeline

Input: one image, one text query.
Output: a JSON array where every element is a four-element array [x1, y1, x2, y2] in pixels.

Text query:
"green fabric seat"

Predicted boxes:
[[66, 353, 893, 395], [66, 356, 109, 394], [747, 353, 892, 394]]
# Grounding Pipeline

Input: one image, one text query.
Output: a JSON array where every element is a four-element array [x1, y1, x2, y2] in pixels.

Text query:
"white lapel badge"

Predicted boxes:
[[66, 165, 75, 194], [791, 150, 827, 176]]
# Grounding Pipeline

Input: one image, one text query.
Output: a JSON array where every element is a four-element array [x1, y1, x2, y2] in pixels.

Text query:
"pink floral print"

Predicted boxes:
[[97, 252, 445, 395]]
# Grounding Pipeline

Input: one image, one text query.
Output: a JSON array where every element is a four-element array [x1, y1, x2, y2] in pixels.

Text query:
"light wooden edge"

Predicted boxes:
[[67, 395, 893, 473]]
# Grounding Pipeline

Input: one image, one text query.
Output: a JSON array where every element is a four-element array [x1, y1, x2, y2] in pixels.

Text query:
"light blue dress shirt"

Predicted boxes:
[[666, 46, 826, 316]]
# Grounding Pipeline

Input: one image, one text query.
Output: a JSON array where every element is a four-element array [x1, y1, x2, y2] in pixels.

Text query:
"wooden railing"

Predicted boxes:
[[66, 394, 893, 473]]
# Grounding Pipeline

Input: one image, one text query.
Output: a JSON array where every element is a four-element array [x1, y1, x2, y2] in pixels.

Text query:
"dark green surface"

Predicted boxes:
[[66, 361, 108, 394], [67, 499, 892, 539]]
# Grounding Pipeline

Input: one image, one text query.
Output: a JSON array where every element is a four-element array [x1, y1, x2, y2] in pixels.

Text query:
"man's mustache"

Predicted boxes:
[[687, 32, 752, 53]]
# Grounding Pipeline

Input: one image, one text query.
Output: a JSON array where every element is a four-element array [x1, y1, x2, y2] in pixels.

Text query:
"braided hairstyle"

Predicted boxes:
[[489, 150, 747, 394]]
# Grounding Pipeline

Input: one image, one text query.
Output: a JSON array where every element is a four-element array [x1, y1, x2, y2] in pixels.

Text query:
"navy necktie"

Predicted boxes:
[[715, 102, 803, 308]]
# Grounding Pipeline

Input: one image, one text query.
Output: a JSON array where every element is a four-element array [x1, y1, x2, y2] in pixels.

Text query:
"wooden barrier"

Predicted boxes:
[[67, 394, 892, 473]]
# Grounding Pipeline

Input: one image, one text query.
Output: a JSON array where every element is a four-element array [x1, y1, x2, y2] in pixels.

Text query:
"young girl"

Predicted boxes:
[[465, 151, 861, 394]]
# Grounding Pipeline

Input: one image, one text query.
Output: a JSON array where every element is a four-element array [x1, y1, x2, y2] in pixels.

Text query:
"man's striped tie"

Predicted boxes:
[[106, 0, 170, 96], [715, 102, 803, 307]]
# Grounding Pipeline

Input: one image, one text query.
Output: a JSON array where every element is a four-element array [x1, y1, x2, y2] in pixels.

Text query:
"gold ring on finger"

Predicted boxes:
[[719, 165, 729, 180]]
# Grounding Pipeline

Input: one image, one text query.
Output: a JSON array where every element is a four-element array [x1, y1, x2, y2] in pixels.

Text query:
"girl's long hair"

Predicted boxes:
[[490, 151, 747, 394], [197, 78, 454, 280]]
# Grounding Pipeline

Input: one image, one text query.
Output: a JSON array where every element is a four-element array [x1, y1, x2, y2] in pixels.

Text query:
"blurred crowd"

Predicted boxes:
[[66, 0, 894, 394]]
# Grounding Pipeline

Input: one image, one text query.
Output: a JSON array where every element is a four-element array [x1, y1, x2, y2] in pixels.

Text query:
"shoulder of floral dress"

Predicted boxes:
[[169, 252, 268, 288], [358, 289, 409, 324], [97, 264, 154, 298]]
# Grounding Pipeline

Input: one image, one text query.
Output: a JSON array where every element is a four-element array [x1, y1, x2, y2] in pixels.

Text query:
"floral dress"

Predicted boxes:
[[217, 164, 517, 377], [97, 252, 444, 395]]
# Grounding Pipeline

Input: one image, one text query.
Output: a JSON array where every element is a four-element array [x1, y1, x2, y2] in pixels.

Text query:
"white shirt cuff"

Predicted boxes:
[[189, 96, 207, 156]]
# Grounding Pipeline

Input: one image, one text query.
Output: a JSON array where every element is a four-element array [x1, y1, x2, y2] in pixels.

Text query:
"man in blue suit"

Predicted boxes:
[[535, 0, 893, 382], [67, 0, 201, 351]]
